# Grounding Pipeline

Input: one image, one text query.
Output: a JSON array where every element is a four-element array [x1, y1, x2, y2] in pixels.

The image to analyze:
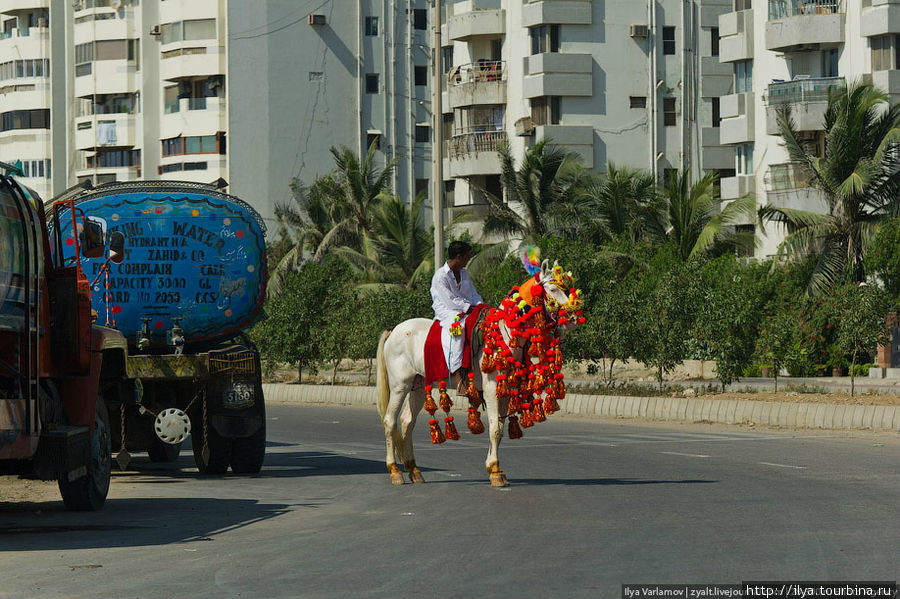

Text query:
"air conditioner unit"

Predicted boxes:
[[630, 24, 649, 38], [149, 24, 160, 36], [514, 116, 535, 137], [308, 14, 326, 26]]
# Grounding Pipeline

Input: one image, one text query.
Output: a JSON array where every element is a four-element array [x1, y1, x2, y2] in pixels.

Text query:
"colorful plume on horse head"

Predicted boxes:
[[521, 246, 541, 276]]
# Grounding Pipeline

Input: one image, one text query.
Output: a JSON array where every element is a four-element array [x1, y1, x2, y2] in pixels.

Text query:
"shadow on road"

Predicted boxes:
[[507, 477, 718, 486], [0, 497, 297, 551]]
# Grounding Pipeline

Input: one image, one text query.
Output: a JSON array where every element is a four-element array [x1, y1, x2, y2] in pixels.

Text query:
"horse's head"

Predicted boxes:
[[513, 259, 584, 333]]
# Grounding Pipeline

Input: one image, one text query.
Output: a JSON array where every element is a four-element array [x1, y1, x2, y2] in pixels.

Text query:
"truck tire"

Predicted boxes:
[[192, 423, 231, 475], [230, 421, 266, 474], [58, 390, 112, 511], [148, 439, 182, 463]]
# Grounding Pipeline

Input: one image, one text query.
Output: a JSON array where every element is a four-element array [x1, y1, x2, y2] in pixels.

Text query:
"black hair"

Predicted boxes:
[[447, 240, 471, 260]]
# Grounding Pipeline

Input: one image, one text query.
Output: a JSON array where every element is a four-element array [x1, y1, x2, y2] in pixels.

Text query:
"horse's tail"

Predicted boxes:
[[376, 329, 391, 420]]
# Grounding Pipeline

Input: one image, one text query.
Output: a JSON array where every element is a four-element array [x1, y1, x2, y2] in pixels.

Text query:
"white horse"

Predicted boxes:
[[375, 260, 579, 487]]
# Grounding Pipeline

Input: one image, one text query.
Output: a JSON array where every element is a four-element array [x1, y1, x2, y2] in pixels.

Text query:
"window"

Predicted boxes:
[[736, 143, 753, 175], [1, 109, 50, 131], [711, 27, 719, 57], [712, 96, 721, 127], [88, 149, 141, 169], [75, 42, 94, 64], [20, 159, 50, 179], [823, 48, 838, 78], [530, 25, 559, 55], [734, 0, 751, 9], [160, 133, 225, 157], [366, 132, 381, 150], [365, 74, 379, 93], [531, 96, 560, 126], [95, 39, 127, 60], [161, 19, 216, 44], [663, 26, 675, 55], [413, 8, 427, 30], [872, 35, 896, 72], [415, 178, 429, 198], [365, 16, 378, 36], [735, 59, 752, 93], [442, 113, 454, 140], [415, 124, 430, 143], [442, 46, 453, 74], [630, 96, 647, 109], [663, 97, 676, 126], [414, 65, 427, 86]]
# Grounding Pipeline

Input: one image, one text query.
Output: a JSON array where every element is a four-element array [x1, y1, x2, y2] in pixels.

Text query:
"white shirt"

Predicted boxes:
[[431, 262, 483, 323]]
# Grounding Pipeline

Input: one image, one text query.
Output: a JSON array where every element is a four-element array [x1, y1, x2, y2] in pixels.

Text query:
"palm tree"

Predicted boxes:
[[338, 192, 434, 289], [568, 162, 663, 245], [759, 82, 900, 295], [482, 139, 585, 241], [661, 168, 756, 262]]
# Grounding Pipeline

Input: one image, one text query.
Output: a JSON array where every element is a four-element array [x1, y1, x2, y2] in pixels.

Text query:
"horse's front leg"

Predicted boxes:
[[481, 375, 509, 487]]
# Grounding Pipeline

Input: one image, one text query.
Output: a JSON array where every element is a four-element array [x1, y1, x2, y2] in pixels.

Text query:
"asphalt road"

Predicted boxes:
[[0, 403, 898, 599]]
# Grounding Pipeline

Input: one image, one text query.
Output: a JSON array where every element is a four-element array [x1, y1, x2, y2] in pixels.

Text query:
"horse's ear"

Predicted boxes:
[[540, 259, 550, 279]]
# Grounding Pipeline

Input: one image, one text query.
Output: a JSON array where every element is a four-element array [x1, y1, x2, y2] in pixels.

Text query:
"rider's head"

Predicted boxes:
[[447, 241, 472, 271]]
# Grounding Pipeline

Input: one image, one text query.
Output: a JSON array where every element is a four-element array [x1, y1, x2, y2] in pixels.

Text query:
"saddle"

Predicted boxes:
[[423, 304, 489, 386]]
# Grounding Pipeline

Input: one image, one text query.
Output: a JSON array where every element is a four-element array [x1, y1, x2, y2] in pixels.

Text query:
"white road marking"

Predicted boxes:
[[659, 451, 711, 458], [758, 462, 807, 469]]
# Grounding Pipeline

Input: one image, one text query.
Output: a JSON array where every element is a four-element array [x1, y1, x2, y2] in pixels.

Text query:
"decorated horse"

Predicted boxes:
[[375, 254, 585, 487]]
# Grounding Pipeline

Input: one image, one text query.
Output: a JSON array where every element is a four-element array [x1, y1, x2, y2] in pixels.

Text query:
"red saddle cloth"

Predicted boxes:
[[423, 304, 489, 386]]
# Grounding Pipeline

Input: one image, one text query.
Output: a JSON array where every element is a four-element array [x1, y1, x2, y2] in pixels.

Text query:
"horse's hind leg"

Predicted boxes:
[[383, 384, 409, 485], [399, 378, 426, 483]]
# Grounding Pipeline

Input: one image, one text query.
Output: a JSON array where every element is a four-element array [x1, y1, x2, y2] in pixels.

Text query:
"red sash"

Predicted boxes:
[[423, 304, 489, 385]]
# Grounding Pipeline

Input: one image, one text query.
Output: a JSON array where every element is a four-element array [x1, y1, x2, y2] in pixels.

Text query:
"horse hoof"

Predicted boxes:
[[390, 472, 405, 485], [409, 470, 425, 484], [490, 471, 509, 487]]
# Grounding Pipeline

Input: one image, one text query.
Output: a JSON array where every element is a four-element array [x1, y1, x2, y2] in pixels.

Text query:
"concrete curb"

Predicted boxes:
[[261, 384, 900, 432]]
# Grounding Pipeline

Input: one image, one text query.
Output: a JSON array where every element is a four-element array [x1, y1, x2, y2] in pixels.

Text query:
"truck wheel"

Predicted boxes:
[[230, 421, 266, 474], [148, 439, 182, 463], [192, 424, 231, 475], [58, 390, 112, 511]]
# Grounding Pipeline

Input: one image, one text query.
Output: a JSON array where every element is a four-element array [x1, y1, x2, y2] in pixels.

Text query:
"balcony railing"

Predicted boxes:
[[447, 61, 506, 86], [768, 0, 845, 20], [767, 162, 811, 191], [767, 77, 845, 105], [447, 130, 507, 159], [188, 97, 208, 110]]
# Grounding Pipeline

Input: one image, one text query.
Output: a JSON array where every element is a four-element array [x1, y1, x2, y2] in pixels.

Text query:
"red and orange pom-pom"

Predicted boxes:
[[496, 374, 508, 399], [424, 385, 438, 415], [532, 398, 546, 422], [520, 403, 534, 428], [508, 416, 523, 439], [444, 416, 460, 441], [467, 408, 485, 434], [429, 419, 446, 444], [545, 395, 560, 414], [466, 372, 478, 401], [439, 385, 453, 413]]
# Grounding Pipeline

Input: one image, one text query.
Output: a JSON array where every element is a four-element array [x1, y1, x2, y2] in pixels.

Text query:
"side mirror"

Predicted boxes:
[[109, 231, 126, 264], [80, 217, 105, 259]]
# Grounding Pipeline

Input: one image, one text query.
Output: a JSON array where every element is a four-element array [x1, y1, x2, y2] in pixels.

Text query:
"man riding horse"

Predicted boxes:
[[429, 240, 484, 395]]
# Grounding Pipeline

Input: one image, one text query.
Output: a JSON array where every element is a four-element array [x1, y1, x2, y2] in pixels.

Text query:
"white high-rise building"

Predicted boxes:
[[718, 0, 900, 258]]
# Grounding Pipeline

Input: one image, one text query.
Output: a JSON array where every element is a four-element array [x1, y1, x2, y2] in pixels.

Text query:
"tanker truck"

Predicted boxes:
[[1, 163, 128, 510], [60, 180, 268, 475]]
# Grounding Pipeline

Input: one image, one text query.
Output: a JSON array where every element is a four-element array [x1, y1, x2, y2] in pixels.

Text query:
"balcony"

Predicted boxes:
[[861, 0, 900, 37], [159, 46, 225, 82], [74, 61, 139, 98], [765, 77, 845, 134], [701, 56, 734, 97], [721, 175, 754, 200], [523, 52, 592, 98], [447, 61, 506, 109], [74, 114, 138, 151], [535, 124, 594, 167], [447, 9, 505, 41], [765, 162, 829, 212], [766, 0, 845, 52], [445, 129, 506, 177], [719, 9, 753, 63], [160, 96, 226, 138], [872, 69, 900, 102], [719, 92, 754, 144], [0, 26, 49, 55], [522, 0, 592, 27], [701, 127, 734, 170]]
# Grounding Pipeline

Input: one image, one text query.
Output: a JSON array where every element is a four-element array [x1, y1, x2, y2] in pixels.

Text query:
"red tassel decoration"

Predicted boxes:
[[507, 416, 523, 439], [545, 395, 560, 414], [444, 416, 460, 441], [481, 351, 495, 372], [466, 372, 478, 401], [553, 345, 564, 370], [532, 397, 546, 422], [424, 385, 438, 415], [429, 419, 446, 444], [507, 390, 520, 416], [496, 374, 508, 399], [439, 381, 453, 413], [467, 408, 485, 434], [520, 403, 534, 428]]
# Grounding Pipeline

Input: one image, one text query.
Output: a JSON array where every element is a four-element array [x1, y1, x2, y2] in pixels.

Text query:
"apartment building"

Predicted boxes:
[[0, 0, 227, 201], [718, 0, 900, 258]]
